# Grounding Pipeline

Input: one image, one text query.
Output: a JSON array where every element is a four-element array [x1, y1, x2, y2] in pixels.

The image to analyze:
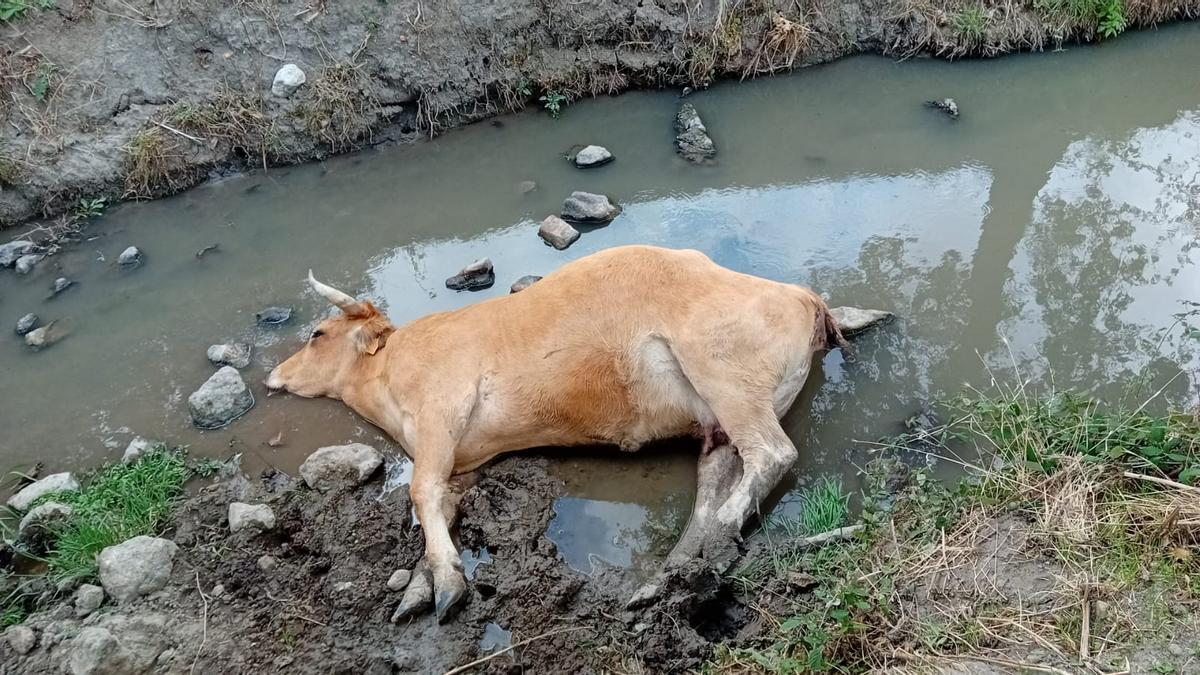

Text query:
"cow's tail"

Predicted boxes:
[[813, 295, 851, 354]]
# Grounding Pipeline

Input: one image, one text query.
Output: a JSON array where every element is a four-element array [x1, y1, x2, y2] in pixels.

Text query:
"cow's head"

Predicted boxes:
[[265, 272, 394, 399]]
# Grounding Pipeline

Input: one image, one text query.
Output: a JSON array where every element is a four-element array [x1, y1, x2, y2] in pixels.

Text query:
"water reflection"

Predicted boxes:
[[996, 112, 1200, 402], [2, 25, 1199, 576]]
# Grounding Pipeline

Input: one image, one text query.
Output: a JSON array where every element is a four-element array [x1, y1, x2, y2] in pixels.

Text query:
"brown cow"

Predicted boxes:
[[266, 245, 850, 622]]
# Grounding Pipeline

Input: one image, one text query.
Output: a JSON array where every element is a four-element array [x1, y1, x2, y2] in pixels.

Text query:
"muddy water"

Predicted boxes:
[[3, 24, 1199, 574]]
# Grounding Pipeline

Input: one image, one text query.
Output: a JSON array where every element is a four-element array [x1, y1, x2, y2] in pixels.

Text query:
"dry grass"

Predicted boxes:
[[167, 91, 276, 167], [122, 127, 185, 198], [712, 373, 1200, 673], [744, 12, 815, 78], [296, 56, 380, 152]]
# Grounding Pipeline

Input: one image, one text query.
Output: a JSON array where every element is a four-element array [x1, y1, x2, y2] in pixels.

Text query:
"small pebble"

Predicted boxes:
[[255, 307, 293, 325], [50, 277, 74, 297], [257, 555, 278, 572], [4, 624, 35, 655], [386, 569, 412, 591], [510, 275, 542, 293]]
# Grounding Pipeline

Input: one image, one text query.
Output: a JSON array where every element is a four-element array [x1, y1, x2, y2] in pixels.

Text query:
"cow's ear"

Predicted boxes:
[[354, 312, 394, 355]]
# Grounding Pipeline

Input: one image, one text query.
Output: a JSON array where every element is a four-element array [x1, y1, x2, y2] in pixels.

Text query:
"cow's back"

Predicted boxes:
[[392, 246, 820, 466]]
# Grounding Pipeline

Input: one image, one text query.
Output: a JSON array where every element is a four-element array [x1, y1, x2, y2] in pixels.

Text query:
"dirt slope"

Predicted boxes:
[[1, 0, 1196, 228]]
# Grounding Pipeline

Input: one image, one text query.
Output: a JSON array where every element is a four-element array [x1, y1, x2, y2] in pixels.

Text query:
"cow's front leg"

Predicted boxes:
[[413, 456, 467, 623]]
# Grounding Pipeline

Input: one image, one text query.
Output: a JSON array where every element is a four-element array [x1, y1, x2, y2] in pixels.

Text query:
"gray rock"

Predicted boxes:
[[445, 258, 494, 291], [927, 97, 959, 118], [206, 343, 251, 369], [674, 103, 716, 163], [257, 554, 278, 572], [561, 191, 620, 223], [386, 569, 412, 591], [391, 567, 432, 622], [97, 536, 178, 604], [6, 472, 79, 510], [15, 253, 43, 274], [272, 64, 306, 97], [829, 306, 895, 336], [510, 275, 542, 293], [187, 366, 254, 429], [121, 437, 151, 464], [74, 584, 104, 618], [24, 321, 61, 349], [0, 239, 35, 267], [538, 215, 580, 250], [51, 277, 74, 296], [116, 246, 142, 266], [210, 584, 225, 599], [15, 312, 38, 335], [517, 180, 537, 194], [68, 626, 129, 675], [228, 502, 276, 533], [573, 144, 613, 168], [18, 501, 73, 534], [255, 306, 292, 325], [4, 624, 35, 654], [299, 443, 383, 489]]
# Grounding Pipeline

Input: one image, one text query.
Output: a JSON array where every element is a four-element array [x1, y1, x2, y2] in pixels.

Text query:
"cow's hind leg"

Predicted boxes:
[[701, 401, 799, 561], [666, 427, 742, 566]]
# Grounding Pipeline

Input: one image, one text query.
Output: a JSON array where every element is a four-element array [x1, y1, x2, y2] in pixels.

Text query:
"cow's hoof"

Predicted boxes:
[[434, 576, 467, 624], [626, 578, 663, 609], [390, 568, 433, 623]]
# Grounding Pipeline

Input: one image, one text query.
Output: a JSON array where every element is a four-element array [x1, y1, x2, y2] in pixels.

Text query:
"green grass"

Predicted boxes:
[[952, 5, 988, 42], [0, 0, 52, 22], [939, 388, 1200, 482], [32, 445, 190, 583], [1036, 0, 1127, 37], [799, 477, 849, 536], [710, 380, 1199, 673]]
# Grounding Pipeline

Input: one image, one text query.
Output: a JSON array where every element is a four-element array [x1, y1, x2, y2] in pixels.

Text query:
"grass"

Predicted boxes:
[[295, 62, 380, 152], [27, 445, 190, 583], [1, 446, 192, 627], [798, 477, 849, 535], [123, 127, 177, 198], [953, 5, 989, 42], [938, 387, 1200, 482], [1035, 0, 1128, 37], [0, 0, 52, 22], [708, 380, 1199, 673]]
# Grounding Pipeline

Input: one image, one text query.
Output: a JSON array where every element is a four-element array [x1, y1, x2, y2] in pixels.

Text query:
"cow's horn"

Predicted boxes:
[[308, 270, 364, 314]]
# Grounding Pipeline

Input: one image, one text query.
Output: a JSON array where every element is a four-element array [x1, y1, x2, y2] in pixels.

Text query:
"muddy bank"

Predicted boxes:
[[1, 0, 1197, 228], [6, 438, 1198, 674], [1, 454, 747, 673]]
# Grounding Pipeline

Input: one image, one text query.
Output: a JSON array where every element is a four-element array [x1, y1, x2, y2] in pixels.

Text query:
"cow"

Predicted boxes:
[[266, 245, 852, 623]]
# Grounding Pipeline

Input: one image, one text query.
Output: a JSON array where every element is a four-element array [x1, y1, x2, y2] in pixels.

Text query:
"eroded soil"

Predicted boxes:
[[2, 0, 1198, 227]]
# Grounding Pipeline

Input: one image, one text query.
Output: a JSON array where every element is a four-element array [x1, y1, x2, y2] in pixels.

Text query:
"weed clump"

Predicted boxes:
[[296, 63, 379, 152], [33, 445, 189, 583], [122, 127, 178, 198], [711, 382, 1199, 673]]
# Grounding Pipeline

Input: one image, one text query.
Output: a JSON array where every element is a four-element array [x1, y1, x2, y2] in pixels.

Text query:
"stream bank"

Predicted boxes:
[[1, 0, 1197, 228], [3, 384, 1198, 673]]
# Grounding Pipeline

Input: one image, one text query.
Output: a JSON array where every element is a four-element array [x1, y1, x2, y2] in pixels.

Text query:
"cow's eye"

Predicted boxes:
[[310, 330, 324, 340]]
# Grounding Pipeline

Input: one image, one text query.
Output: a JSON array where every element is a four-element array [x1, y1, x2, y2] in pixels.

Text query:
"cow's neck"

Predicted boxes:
[[338, 346, 410, 445]]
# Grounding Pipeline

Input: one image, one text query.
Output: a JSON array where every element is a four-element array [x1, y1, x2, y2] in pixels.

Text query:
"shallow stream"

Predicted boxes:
[[3, 23, 1199, 574]]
